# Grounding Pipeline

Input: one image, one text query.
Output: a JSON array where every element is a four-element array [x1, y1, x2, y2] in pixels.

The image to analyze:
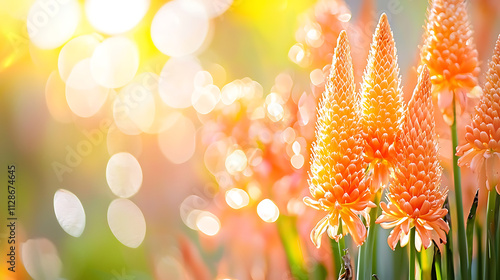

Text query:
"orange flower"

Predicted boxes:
[[376, 66, 449, 251], [420, 0, 480, 125], [361, 14, 404, 192], [457, 35, 500, 194], [304, 31, 374, 247]]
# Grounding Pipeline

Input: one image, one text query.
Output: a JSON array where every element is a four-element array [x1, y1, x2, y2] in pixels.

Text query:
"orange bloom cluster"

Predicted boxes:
[[361, 14, 404, 192], [376, 66, 449, 251], [304, 31, 374, 247], [457, 35, 500, 194], [420, 0, 480, 124]]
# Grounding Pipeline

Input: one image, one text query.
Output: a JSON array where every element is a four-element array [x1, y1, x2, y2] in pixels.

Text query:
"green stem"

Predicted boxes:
[[432, 246, 443, 280], [484, 191, 497, 280], [357, 193, 380, 280], [372, 228, 378, 276], [443, 198, 454, 280], [276, 215, 308, 280], [450, 94, 469, 280], [357, 235, 366, 280], [477, 222, 483, 280], [410, 228, 416, 280], [331, 236, 341, 279], [417, 251, 423, 280], [339, 225, 346, 257]]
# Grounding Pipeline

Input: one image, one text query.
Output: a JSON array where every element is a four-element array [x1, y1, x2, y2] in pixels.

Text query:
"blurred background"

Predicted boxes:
[[1, 0, 500, 279]]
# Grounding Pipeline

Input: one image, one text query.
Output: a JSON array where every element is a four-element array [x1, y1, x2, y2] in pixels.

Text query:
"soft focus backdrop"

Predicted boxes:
[[1, 0, 500, 279]]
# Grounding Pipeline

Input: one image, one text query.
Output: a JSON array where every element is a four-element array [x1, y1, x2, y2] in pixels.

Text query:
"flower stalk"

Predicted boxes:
[[451, 92, 469, 280], [410, 228, 416, 280]]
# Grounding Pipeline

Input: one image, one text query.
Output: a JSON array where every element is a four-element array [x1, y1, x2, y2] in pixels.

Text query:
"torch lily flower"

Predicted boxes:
[[376, 66, 449, 251], [304, 30, 374, 248], [361, 13, 405, 192], [457, 34, 500, 194], [420, 0, 480, 125]]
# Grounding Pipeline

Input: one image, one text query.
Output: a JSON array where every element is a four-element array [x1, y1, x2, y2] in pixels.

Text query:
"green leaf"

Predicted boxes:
[[443, 197, 455, 280], [431, 243, 442, 280], [466, 189, 479, 275]]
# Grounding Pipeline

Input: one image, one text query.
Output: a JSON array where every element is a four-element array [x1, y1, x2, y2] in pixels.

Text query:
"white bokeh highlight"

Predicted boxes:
[[257, 199, 279, 223], [53, 189, 86, 237], [195, 211, 221, 236], [107, 198, 147, 248], [225, 188, 250, 209], [151, 0, 209, 57], [27, 0, 81, 49], [115, 81, 156, 133], [106, 152, 143, 198], [21, 238, 62, 280], [85, 0, 150, 35], [66, 58, 109, 117], [159, 56, 202, 109], [90, 36, 139, 88], [58, 34, 101, 81]]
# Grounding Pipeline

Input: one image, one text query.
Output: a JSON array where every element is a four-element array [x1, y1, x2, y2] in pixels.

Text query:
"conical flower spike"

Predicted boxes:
[[304, 31, 374, 248], [376, 66, 449, 251], [361, 13, 405, 192], [420, 0, 480, 124], [457, 34, 500, 194]]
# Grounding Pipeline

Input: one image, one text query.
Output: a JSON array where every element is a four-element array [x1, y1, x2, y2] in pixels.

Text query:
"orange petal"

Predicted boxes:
[[340, 209, 367, 246], [485, 153, 500, 191], [311, 215, 329, 248]]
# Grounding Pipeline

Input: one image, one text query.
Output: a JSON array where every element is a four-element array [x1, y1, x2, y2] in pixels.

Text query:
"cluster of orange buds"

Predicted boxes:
[[457, 35, 500, 194], [304, 31, 374, 247], [376, 67, 449, 251], [305, 14, 449, 250], [360, 14, 404, 192], [420, 0, 481, 125]]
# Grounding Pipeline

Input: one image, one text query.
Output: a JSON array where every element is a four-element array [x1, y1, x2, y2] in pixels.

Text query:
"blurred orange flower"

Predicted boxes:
[[304, 31, 374, 248], [420, 0, 480, 125], [361, 14, 404, 192], [376, 66, 449, 251], [457, 35, 500, 194]]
